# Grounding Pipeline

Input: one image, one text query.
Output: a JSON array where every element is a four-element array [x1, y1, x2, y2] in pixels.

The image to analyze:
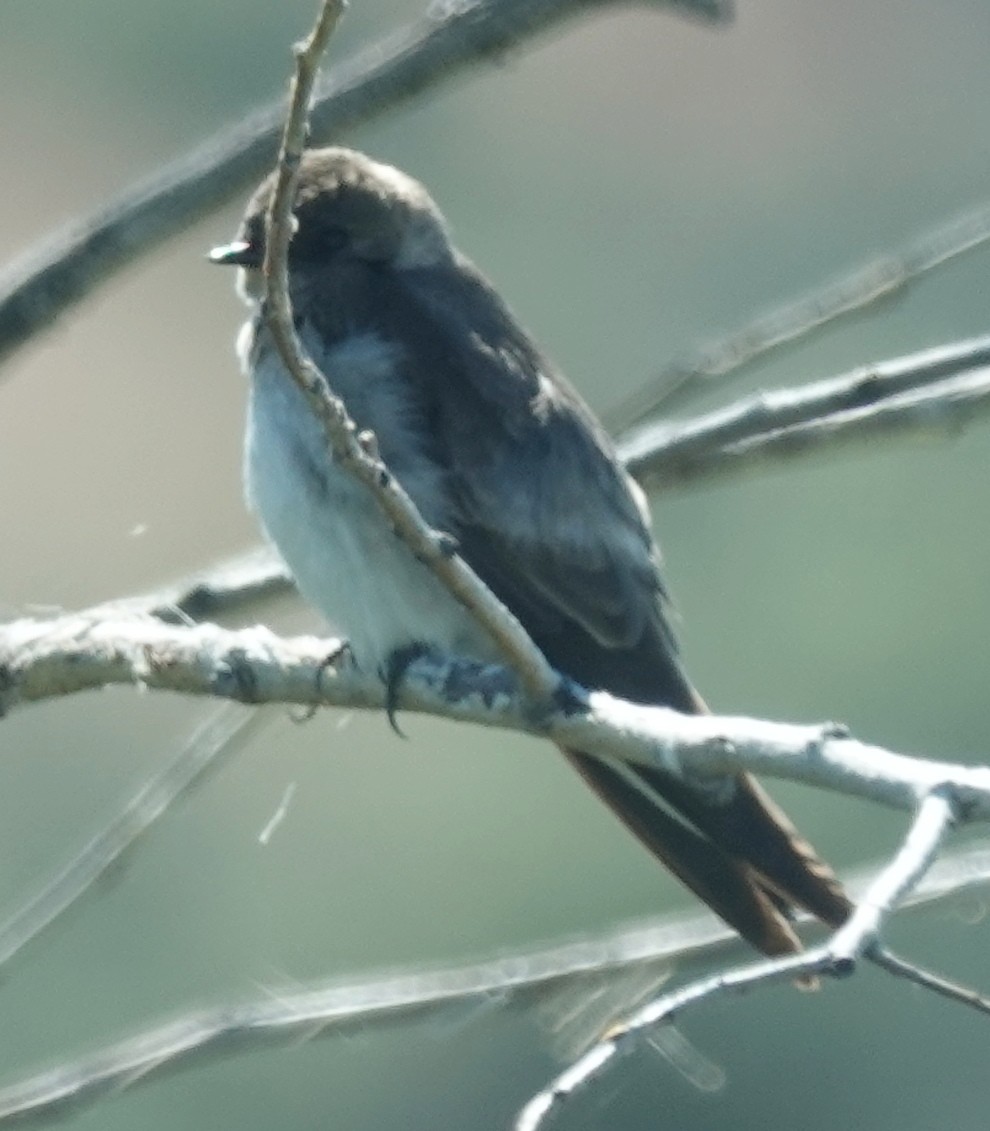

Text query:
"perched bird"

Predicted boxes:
[[211, 147, 851, 955]]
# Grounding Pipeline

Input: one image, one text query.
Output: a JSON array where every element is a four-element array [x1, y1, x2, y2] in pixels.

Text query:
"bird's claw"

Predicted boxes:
[[382, 642, 432, 736]]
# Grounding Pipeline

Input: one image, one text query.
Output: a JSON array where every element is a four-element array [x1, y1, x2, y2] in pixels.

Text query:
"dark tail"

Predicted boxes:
[[562, 681, 851, 956]]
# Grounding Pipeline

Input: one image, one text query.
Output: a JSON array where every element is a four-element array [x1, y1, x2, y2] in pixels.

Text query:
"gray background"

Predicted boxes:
[[2, 0, 989, 1127]]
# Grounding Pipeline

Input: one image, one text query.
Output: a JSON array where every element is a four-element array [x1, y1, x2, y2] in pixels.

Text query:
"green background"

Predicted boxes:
[[2, 0, 990, 1127]]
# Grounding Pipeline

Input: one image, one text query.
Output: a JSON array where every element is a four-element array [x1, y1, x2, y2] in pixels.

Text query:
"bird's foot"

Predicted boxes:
[[290, 639, 352, 724], [382, 642, 434, 737]]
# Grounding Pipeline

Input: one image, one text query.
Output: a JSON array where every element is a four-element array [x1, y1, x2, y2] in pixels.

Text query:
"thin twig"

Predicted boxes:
[[516, 790, 957, 1131], [0, 0, 727, 373], [94, 547, 291, 627], [262, 0, 560, 703], [0, 829, 982, 1129], [607, 202, 990, 429], [828, 790, 956, 966], [620, 335, 990, 491], [0, 705, 268, 971], [85, 329, 990, 631], [870, 945, 990, 1015]]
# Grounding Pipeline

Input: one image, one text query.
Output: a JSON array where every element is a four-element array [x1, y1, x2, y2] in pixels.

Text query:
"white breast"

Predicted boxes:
[[241, 325, 494, 672]]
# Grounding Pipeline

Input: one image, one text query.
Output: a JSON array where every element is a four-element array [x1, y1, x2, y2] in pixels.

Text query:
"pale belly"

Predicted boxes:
[[244, 342, 494, 673]]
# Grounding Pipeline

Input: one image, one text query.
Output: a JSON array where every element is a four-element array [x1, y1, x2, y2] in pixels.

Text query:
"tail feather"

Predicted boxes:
[[562, 690, 851, 955], [501, 559, 852, 955], [565, 749, 804, 956], [655, 768, 851, 928]]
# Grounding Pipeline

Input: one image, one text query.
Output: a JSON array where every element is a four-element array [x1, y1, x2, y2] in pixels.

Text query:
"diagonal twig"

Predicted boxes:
[[0, 705, 268, 972], [85, 330, 990, 632], [0, 0, 728, 374], [515, 789, 958, 1131], [620, 334, 990, 491], [261, 0, 560, 703], [869, 945, 990, 1014], [606, 200, 990, 429], [0, 833, 986, 1129]]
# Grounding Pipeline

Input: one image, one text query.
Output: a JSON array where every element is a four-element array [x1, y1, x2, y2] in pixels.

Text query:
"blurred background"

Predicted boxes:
[[2, 0, 990, 1127]]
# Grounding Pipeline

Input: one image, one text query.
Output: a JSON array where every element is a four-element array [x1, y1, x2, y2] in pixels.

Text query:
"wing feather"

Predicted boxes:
[[398, 256, 673, 653], [307, 250, 851, 950]]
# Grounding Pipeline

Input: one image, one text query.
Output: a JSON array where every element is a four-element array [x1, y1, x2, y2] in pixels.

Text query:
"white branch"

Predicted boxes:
[[516, 791, 957, 1131], [0, 834, 984, 1129], [607, 202, 990, 428], [620, 334, 990, 491], [3, 613, 990, 821], [124, 547, 290, 625], [829, 791, 957, 966]]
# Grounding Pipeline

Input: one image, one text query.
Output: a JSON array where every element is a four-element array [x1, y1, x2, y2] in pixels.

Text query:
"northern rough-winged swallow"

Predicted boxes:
[[211, 148, 851, 955]]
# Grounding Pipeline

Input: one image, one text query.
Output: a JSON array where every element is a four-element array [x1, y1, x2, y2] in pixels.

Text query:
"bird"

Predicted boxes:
[[210, 146, 851, 956]]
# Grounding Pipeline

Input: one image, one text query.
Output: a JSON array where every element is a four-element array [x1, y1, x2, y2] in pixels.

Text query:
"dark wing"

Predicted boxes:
[[301, 250, 681, 688], [386, 256, 851, 952], [396, 255, 689, 689]]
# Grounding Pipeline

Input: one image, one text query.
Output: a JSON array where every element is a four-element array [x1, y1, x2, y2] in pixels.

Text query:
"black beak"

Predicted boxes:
[[208, 240, 262, 267]]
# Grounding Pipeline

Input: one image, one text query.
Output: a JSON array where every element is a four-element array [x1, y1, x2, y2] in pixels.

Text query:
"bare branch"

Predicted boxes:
[[0, 705, 267, 971], [99, 330, 990, 631], [516, 790, 957, 1131], [0, 834, 985, 1129], [829, 791, 956, 966], [98, 547, 290, 626], [261, 0, 560, 702], [606, 201, 990, 429], [1, 2, 985, 1126], [621, 334, 990, 492], [0, 0, 728, 373], [869, 945, 990, 1014], [3, 613, 990, 822]]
